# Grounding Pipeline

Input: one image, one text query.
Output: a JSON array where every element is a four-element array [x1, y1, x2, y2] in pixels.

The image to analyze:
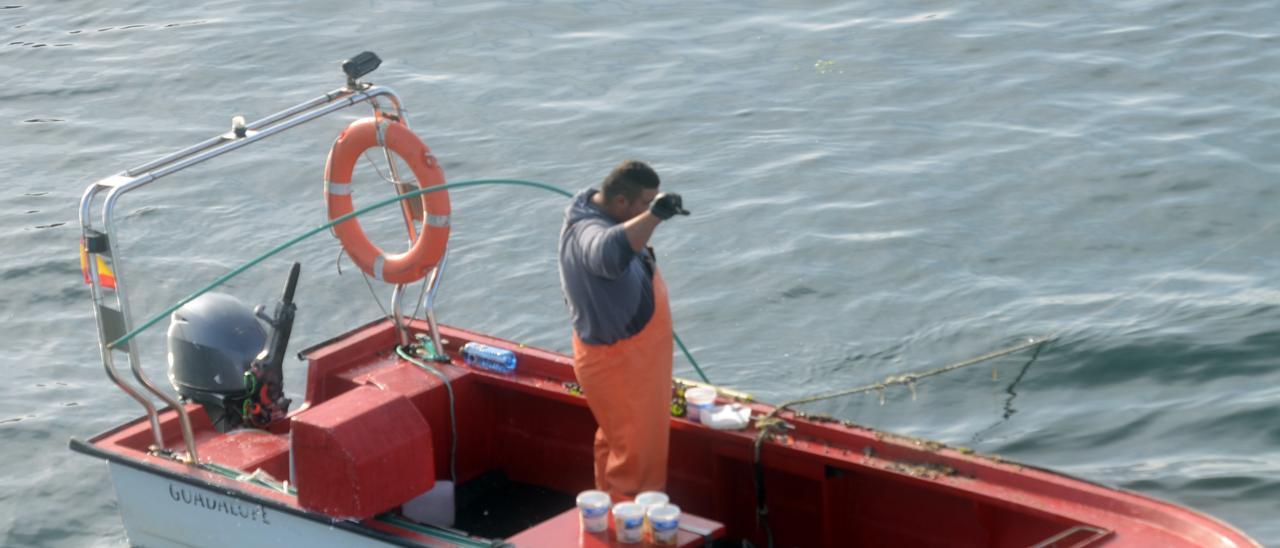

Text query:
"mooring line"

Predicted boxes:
[[768, 336, 1050, 418], [1043, 218, 1280, 344], [768, 217, 1278, 418]]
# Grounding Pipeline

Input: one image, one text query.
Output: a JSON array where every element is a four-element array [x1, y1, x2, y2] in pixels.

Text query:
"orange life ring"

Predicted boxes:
[[324, 116, 450, 284]]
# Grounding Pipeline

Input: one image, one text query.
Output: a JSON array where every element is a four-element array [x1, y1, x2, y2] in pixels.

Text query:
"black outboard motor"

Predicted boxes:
[[167, 264, 300, 432]]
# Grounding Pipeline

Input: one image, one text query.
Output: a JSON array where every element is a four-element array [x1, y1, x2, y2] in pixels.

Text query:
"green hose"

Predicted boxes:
[[107, 178, 711, 383], [397, 344, 457, 483], [675, 332, 710, 383]]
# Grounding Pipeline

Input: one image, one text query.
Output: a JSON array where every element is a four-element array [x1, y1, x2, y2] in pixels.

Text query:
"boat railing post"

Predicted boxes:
[[102, 186, 200, 463], [369, 92, 437, 355], [80, 182, 165, 449], [370, 95, 420, 242], [421, 250, 449, 358], [391, 284, 412, 349]]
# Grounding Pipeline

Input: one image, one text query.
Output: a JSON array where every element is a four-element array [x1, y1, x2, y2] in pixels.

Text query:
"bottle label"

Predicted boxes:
[[461, 342, 516, 372]]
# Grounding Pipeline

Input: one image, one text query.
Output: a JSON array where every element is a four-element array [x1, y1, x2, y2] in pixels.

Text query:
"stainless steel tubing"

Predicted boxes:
[[369, 96, 419, 242], [85, 85, 409, 463], [78, 184, 164, 448], [125, 87, 354, 177], [113, 87, 404, 196], [422, 250, 449, 357], [391, 283, 411, 349], [101, 184, 199, 462]]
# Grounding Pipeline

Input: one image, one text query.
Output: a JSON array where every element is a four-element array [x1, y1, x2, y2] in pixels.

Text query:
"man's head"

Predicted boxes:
[[598, 160, 660, 222]]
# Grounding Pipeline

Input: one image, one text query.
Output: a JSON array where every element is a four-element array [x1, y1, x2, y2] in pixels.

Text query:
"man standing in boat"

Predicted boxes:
[[559, 160, 688, 501]]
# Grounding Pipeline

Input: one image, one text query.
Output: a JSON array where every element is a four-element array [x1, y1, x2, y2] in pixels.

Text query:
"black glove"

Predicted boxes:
[[649, 192, 690, 220]]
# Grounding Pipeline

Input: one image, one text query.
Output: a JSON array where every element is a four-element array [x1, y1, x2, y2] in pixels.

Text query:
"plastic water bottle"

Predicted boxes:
[[460, 342, 517, 373]]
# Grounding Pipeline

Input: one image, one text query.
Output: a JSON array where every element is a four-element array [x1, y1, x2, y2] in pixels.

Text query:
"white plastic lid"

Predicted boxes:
[[576, 489, 611, 509], [686, 386, 716, 405], [613, 502, 645, 518], [634, 491, 669, 508]]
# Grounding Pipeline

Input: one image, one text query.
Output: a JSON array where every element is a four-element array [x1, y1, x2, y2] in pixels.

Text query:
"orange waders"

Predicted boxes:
[[572, 272, 674, 501]]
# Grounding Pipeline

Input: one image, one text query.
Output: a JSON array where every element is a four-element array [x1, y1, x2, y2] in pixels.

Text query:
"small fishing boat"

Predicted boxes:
[[71, 53, 1259, 547]]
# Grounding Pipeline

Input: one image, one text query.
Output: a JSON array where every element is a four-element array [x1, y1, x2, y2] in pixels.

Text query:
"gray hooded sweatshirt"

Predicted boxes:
[[558, 188, 656, 345]]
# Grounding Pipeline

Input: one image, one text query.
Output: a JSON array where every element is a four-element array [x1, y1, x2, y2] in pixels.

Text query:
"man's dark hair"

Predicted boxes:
[[600, 160, 660, 203]]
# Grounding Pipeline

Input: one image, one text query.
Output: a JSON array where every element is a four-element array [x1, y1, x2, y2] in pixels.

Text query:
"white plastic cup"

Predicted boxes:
[[634, 491, 669, 540], [648, 504, 682, 546], [612, 502, 645, 544], [685, 387, 716, 421], [576, 490, 611, 533]]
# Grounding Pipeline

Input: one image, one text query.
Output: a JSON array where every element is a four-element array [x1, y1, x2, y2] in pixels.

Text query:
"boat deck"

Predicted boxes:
[[76, 318, 1259, 547]]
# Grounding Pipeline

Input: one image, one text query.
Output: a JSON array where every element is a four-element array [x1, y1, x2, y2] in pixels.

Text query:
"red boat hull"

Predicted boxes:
[[75, 318, 1259, 547]]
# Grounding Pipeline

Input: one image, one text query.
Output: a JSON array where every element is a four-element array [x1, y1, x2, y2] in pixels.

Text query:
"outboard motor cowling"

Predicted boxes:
[[167, 264, 300, 432], [167, 292, 267, 431]]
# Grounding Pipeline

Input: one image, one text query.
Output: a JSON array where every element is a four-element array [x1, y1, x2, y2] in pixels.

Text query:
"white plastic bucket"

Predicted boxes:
[[612, 502, 646, 544], [685, 386, 716, 421], [576, 489, 611, 533], [634, 491, 669, 540], [648, 503, 682, 546]]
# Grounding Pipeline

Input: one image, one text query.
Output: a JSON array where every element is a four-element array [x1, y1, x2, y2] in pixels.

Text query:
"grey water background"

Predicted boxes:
[[2, 0, 1277, 545]]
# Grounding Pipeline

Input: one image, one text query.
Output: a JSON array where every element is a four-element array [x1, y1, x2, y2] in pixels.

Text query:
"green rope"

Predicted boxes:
[[106, 178, 711, 383]]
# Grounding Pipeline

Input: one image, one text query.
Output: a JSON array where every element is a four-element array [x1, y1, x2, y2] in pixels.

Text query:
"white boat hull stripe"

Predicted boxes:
[[107, 462, 395, 547]]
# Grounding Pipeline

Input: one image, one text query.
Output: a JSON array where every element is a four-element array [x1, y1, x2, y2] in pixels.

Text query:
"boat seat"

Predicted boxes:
[[197, 428, 291, 481], [291, 384, 435, 520]]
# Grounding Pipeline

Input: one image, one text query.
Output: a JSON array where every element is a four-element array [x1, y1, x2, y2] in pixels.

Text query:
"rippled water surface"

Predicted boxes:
[[2, 1, 1278, 545]]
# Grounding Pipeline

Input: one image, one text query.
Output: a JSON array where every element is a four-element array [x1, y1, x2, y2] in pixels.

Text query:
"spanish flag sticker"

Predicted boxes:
[[80, 239, 117, 289]]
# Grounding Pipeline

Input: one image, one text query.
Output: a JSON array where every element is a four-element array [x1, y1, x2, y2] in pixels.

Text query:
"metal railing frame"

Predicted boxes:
[[78, 80, 443, 464]]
